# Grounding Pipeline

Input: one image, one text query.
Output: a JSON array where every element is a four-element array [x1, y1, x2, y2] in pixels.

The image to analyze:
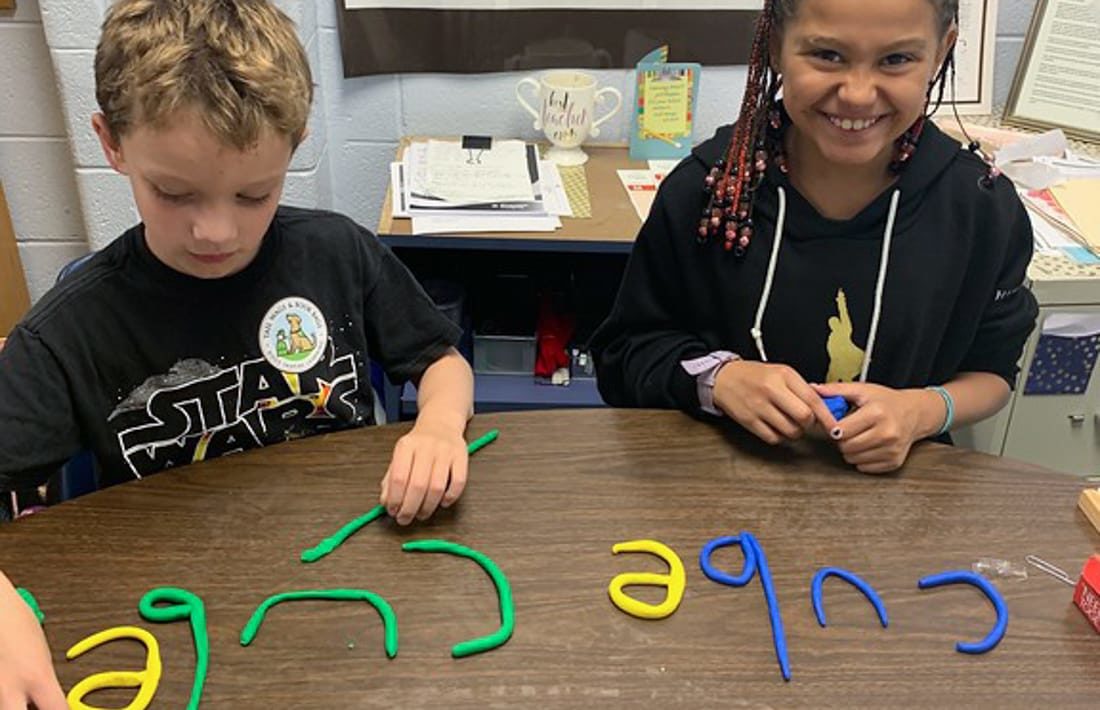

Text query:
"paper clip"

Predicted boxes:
[[1024, 555, 1075, 586]]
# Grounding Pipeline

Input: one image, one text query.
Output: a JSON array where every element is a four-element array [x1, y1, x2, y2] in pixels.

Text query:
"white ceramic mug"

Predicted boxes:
[[516, 70, 623, 166]]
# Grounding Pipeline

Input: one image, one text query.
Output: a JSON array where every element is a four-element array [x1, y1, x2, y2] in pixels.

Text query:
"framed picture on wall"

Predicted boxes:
[[1004, 0, 1100, 142], [933, 0, 999, 115]]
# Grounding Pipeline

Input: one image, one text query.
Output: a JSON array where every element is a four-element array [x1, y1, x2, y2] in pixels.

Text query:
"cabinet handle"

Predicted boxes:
[[1068, 414, 1086, 426]]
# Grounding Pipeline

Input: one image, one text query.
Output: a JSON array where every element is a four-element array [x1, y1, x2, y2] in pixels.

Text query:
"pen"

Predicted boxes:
[[641, 129, 683, 149]]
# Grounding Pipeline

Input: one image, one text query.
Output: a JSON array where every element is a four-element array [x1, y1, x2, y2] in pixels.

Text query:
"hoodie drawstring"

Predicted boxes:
[[860, 189, 900, 382], [750, 186, 788, 363], [750, 187, 902, 384]]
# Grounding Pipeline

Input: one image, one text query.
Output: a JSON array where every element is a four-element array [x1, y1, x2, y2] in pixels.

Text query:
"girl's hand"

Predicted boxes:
[[713, 361, 838, 445], [812, 382, 943, 474]]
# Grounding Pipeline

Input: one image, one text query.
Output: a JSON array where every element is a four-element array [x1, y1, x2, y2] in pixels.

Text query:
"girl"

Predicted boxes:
[[592, 0, 1038, 473]]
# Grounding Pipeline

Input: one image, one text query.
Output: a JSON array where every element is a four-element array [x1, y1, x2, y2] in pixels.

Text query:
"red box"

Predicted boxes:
[[1073, 555, 1100, 633]]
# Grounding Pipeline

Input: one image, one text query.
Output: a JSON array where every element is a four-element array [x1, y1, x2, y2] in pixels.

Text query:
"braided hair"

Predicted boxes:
[[700, 0, 962, 255]]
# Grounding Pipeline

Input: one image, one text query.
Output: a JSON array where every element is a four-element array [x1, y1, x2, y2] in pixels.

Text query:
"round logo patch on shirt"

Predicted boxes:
[[259, 297, 329, 373]]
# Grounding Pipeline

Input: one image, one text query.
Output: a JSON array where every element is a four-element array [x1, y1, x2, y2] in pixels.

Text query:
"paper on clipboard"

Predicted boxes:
[[391, 159, 570, 220], [421, 139, 534, 203]]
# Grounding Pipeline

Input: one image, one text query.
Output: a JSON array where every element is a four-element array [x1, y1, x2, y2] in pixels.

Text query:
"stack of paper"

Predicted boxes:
[[390, 139, 572, 234], [617, 159, 680, 221], [990, 129, 1100, 265], [1049, 179, 1100, 253], [1024, 179, 1100, 265]]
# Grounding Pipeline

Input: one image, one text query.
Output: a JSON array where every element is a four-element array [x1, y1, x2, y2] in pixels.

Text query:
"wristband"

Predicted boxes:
[[926, 385, 954, 436]]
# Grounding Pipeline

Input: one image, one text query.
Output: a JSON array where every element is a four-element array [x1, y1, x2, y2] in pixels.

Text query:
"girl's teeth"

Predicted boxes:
[[831, 116, 877, 131]]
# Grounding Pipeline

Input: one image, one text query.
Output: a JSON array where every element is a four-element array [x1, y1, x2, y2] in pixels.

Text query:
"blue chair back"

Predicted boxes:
[[56, 252, 98, 500]]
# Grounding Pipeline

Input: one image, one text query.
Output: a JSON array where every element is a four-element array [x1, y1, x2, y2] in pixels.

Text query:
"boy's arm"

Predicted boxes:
[[0, 326, 83, 492], [0, 570, 67, 709], [379, 348, 474, 525]]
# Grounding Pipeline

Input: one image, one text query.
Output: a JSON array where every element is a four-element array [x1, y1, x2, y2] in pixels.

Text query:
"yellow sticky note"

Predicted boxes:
[[641, 69, 691, 137], [1050, 179, 1100, 250]]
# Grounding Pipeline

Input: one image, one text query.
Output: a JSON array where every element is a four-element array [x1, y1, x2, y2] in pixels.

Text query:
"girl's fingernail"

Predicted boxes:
[[830, 427, 843, 440]]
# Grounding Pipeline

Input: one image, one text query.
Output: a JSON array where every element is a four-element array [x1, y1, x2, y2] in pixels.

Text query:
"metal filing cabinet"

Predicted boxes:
[[955, 255, 1100, 478]]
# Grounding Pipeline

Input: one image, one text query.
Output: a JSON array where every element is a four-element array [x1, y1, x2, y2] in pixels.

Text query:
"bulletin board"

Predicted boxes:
[[0, 183, 31, 336], [335, 0, 760, 76]]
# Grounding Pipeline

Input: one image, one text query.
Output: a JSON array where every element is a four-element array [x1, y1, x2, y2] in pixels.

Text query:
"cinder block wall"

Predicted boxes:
[[5, 0, 1040, 303]]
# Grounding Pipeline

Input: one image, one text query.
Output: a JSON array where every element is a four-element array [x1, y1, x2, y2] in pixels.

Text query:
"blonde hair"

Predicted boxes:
[[95, 0, 313, 150]]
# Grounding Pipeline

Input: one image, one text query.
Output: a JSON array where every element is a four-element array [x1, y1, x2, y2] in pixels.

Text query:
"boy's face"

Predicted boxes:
[[93, 109, 293, 279]]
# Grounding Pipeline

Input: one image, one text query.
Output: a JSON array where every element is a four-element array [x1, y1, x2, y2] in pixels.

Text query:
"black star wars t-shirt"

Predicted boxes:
[[0, 206, 459, 489]]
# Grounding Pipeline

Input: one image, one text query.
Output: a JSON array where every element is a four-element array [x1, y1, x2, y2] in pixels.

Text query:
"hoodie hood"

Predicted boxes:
[[689, 112, 966, 381], [592, 101, 1036, 412], [690, 115, 963, 242]]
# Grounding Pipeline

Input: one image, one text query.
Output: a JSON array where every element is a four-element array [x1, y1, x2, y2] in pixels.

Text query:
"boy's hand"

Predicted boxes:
[[379, 417, 469, 526], [0, 574, 67, 710], [713, 360, 838, 445], [812, 382, 941, 474]]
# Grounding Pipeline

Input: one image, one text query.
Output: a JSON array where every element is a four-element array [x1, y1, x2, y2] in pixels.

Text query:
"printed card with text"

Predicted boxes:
[[629, 46, 700, 161]]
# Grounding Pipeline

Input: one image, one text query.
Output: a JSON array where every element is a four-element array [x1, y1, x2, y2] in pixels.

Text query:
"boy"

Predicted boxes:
[[0, 1, 473, 703]]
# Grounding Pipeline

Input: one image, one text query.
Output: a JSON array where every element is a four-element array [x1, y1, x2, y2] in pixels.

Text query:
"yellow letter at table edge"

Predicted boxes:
[[66, 625, 162, 710], [608, 539, 685, 619]]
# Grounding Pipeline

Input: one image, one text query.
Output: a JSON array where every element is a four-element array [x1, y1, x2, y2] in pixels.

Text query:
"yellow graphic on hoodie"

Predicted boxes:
[[826, 289, 864, 382]]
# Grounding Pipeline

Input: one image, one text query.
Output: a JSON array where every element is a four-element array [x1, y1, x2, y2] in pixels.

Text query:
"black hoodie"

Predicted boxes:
[[592, 121, 1039, 413]]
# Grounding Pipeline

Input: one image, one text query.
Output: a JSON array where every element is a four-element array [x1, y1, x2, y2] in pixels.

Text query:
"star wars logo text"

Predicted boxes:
[[109, 354, 361, 477]]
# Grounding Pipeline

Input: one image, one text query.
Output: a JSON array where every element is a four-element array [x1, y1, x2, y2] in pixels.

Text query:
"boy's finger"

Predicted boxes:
[[384, 444, 414, 517], [417, 457, 450, 520], [442, 451, 469, 507], [396, 452, 432, 525], [30, 680, 68, 710]]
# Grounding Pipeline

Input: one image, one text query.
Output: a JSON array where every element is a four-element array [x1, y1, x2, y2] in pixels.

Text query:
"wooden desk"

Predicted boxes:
[[0, 183, 31, 335], [377, 138, 646, 253], [2, 410, 1097, 707]]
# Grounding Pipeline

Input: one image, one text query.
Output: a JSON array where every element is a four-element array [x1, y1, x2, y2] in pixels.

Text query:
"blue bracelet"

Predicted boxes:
[[926, 385, 954, 436]]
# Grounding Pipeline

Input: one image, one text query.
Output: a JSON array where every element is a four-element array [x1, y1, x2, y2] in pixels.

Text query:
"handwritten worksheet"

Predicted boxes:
[[423, 139, 535, 204]]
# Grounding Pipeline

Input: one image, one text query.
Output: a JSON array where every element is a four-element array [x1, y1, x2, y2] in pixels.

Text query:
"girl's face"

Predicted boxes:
[[774, 0, 956, 172]]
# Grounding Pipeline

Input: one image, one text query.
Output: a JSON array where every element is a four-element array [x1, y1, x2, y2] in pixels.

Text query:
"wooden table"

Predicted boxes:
[[2, 409, 1097, 708]]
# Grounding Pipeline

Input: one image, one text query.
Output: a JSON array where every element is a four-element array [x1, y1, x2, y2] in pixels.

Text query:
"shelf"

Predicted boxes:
[[379, 234, 633, 254], [401, 373, 605, 413], [377, 140, 645, 256]]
